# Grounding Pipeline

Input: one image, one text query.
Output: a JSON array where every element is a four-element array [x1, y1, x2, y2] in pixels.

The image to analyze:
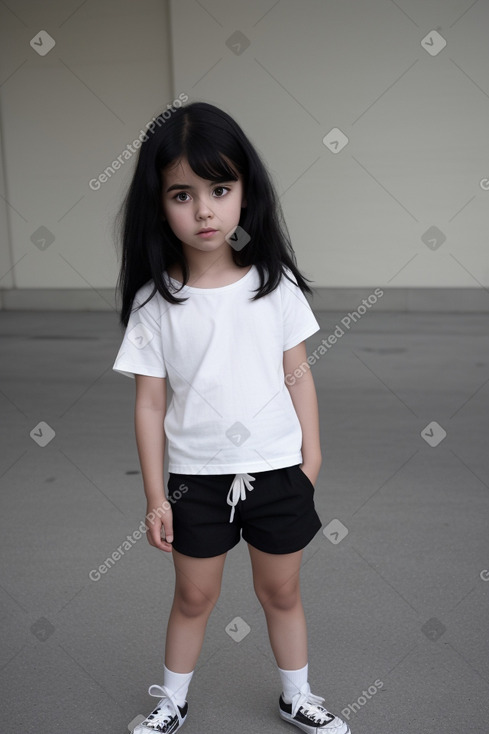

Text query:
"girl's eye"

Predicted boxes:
[[213, 186, 230, 197], [172, 186, 230, 203]]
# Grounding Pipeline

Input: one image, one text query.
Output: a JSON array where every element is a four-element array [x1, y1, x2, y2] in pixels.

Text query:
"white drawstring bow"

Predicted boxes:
[[226, 472, 255, 522]]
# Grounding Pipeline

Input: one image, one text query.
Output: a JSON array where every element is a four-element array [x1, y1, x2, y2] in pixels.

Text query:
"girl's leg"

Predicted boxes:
[[248, 544, 307, 669], [165, 549, 227, 673]]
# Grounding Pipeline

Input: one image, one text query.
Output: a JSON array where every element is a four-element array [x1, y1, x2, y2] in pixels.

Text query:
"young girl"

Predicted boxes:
[[113, 101, 351, 734]]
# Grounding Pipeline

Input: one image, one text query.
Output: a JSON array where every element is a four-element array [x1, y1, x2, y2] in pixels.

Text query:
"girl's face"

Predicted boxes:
[[161, 157, 246, 253]]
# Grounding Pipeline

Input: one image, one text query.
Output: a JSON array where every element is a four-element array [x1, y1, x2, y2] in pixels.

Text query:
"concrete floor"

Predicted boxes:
[[1, 309, 488, 734]]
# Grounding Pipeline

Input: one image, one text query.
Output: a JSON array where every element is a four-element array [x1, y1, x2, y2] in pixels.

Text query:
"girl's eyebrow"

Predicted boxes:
[[166, 178, 234, 193]]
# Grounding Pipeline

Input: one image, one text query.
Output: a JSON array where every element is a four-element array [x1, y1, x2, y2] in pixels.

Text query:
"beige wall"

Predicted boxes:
[[0, 0, 488, 309], [170, 0, 489, 292], [0, 0, 172, 306]]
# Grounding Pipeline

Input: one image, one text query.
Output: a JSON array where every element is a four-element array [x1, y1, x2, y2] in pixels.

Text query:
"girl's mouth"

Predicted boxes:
[[197, 229, 218, 237]]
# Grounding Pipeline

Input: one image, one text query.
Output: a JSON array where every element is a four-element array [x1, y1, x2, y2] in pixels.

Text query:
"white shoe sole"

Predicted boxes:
[[279, 708, 351, 734], [134, 715, 186, 734]]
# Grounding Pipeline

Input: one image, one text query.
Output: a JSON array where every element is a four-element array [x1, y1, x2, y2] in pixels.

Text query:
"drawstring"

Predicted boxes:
[[226, 473, 255, 522]]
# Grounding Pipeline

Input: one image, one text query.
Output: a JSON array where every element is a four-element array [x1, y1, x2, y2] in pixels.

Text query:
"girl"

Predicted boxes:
[[113, 101, 351, 734]]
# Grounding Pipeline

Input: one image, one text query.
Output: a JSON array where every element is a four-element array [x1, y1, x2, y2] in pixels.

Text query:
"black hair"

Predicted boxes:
[[115, 101, 316, 327]]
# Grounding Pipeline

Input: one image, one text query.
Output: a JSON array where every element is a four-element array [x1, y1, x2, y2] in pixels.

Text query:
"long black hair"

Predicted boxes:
[[115, 101, 316, 327]]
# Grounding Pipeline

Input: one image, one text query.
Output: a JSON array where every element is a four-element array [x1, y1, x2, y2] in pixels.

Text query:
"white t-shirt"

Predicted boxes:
[[113, 265, 320, 474]]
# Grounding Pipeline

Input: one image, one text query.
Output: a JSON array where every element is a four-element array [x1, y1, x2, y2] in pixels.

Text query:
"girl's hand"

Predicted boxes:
[[300, 463, 320, 487], [145, 502, 174, 553]]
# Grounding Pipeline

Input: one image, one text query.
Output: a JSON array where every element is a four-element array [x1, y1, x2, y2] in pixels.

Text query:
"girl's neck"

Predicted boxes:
[[168, 261, 252, 288]]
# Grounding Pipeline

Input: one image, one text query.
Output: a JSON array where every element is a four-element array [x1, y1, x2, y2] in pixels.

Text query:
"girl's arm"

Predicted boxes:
[[134, 374, 173, 552], [284, 341, 322, 485]]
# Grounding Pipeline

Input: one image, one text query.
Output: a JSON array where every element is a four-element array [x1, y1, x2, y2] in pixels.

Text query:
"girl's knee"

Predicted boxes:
[[254, 582, 300, 612], [174, 582, 220, 618]]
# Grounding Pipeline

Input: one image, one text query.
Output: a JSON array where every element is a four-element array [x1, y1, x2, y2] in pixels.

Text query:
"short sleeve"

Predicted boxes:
[[113, 288, 166, 379], [281, 268, 321, 351]]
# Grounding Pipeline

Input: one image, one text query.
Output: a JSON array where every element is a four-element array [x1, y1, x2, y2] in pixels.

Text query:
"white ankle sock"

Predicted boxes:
[[163, 665, 194, 705], [278, 663, 309, 703]]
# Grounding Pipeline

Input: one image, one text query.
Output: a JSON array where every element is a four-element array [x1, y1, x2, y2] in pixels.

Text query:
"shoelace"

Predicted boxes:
[[290, 683, 335, 725], [226, 473, 255, 522], [138, 684, 185, 731]]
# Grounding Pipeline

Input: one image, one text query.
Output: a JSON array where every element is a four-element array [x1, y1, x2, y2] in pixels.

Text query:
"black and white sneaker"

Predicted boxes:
[[279, 682, 350, 733], [134, 684, 188, 733]]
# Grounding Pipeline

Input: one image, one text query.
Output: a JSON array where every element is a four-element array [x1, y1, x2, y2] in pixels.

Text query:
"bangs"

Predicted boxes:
[[186, 142, 240, 183], [157, 104, 246, 185]]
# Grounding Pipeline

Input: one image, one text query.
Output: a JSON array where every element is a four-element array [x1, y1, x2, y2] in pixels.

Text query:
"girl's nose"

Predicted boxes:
[[195, 194, 213, 218]]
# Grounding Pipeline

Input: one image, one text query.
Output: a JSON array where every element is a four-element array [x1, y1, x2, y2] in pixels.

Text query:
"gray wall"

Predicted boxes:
[[1, 0, 488, 310]]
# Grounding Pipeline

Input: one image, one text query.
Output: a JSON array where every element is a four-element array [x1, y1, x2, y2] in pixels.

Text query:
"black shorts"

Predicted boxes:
[[166, 464, 323, 558]]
